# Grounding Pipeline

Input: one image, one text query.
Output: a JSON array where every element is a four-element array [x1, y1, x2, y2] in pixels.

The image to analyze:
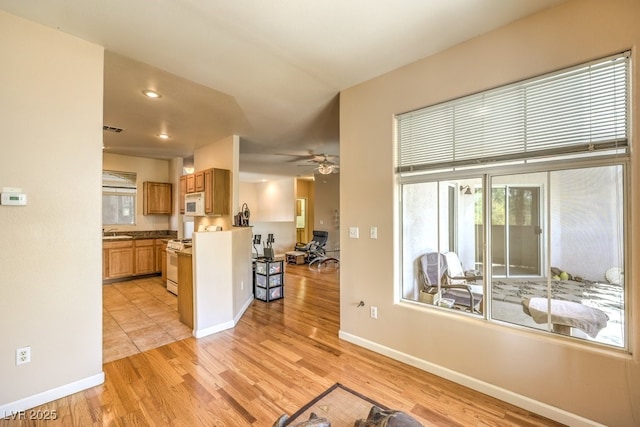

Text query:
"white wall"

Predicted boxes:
[[103, 153, 172, 232], [0, 11, 104, 411], [550, 167, 624, 281], [255, 178, 295, 222], [192, 228, 253, 338], [339, 0, 640, 425], [240, 178, 297, 256]]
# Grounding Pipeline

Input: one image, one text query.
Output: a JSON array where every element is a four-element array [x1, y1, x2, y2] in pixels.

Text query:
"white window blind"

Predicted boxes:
[[396, 52, 629, 173], [102, 170, 137, 195]]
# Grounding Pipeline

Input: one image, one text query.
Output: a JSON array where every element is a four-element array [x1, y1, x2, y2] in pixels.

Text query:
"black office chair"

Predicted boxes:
[[295, 230, 328, 263]]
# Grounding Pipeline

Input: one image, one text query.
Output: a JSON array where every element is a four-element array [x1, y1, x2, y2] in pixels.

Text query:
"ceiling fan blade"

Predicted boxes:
[[272, 151, 321, 162]]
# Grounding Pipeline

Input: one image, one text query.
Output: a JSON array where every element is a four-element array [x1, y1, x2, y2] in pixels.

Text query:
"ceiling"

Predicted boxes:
[[0, 0, 565, 181]]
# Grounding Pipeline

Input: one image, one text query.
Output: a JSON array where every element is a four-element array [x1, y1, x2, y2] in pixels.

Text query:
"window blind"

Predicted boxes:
[[396, 52, 629, 174], [102, 170, 136, 188], [102, 170, 137, 195]]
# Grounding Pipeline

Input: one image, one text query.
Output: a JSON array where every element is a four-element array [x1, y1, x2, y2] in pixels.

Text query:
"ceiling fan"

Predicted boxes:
[[300, 154, 339, 175]]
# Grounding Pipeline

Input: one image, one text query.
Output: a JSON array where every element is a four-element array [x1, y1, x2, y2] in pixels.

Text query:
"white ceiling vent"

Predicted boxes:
[[103, 125, 124, 133]]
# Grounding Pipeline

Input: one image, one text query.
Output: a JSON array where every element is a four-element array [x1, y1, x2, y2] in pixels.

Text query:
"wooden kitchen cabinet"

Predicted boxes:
[[177, 251, 193, 328], [204, 168, 231, 215], [186, 174, 195, 193], [134, 239, 155, 275], [194, 170, 205, 192], [102, 246, 108, 279], [156, 239, 167, 281], [143, 181, 172, 215], [103, 240, 134, 279], [181, 168, 230, 216], [179, 175, 186, 214]]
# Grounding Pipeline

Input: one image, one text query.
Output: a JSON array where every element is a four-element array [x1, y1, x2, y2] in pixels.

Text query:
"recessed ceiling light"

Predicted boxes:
[[158, 133, 170, 140], [142, 89, 161, 99]]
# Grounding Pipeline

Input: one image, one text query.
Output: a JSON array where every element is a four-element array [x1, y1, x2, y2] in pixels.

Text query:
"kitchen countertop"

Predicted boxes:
[[102, 230, 177, 241]]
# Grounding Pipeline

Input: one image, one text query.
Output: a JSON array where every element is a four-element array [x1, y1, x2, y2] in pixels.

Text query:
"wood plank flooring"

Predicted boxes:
[[1, 264, 564, 426]]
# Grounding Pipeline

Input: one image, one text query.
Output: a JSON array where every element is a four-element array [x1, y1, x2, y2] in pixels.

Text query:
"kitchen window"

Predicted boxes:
[[102, 170, 136, 225], [397, 52, 629, 349]]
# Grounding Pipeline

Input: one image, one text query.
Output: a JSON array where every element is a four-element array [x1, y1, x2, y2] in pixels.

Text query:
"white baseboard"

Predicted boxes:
[[235, 295, 254, 324], [0, 372, 104, 419], [194, 320, 235, 338], [338, 330, 604, 427], [193, 295, 254, 339]]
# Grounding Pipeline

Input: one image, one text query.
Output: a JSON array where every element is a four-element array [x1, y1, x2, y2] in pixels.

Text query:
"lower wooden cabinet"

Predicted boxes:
[[103, 241, 135, 280], [134, 239, 156, 275], [103, 238, 167, 281], [156, 239, 167, 282], [177, 251, 193, 328]]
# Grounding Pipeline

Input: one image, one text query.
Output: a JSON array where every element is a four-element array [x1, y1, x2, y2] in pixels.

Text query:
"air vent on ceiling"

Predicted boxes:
[[103, 125, 124, 133]]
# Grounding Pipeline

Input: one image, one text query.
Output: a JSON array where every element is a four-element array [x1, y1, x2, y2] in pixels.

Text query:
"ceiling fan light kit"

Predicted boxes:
[[317, 164, 334, 175], [295, 153, 339, 175]]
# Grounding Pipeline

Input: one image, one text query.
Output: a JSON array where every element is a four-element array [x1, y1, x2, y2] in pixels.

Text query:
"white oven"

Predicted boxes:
[[166, 239, 192, 295]]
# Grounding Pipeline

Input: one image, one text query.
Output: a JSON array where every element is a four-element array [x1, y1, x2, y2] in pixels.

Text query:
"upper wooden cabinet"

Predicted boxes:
[[143, 182, 172, 215], [195, 170, 205, 192], [204, 168, 230, 215], [182, 168, 231, 216], [179, 176, 186, 214], [186, 174, 195, 193]]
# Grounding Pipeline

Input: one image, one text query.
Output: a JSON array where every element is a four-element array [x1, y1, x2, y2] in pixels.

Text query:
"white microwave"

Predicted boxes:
[[184, 192, 205, 216]]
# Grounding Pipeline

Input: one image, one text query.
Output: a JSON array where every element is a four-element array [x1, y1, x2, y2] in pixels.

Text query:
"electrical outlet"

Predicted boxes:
[[16, 346, 31, 365], [370, 306, 378, 319]]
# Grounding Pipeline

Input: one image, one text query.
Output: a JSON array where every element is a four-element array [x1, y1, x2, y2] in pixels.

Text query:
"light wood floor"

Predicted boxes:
[[2, 264, 564, 426]]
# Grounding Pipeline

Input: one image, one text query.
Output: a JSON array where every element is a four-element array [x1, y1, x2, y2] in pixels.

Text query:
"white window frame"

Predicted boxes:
[[396, 52, 630, 351], [102, 170, 137, 226]]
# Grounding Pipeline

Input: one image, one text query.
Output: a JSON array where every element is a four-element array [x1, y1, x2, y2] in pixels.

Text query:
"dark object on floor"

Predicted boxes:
[[354, 406, 423, 427], [278, 383, 390, 426], [272, 412, 331, 427]]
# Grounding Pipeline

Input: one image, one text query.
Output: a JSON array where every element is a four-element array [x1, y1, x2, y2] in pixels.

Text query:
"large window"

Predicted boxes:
[[397, 53, 629, 349], [102, 170, 136, 225]]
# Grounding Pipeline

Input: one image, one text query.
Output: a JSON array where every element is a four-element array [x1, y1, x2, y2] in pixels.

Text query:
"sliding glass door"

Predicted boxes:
[[491, 184, 542, 277]]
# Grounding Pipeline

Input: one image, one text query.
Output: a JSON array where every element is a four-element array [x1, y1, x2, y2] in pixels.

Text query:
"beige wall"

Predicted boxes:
[[103, 153, 172, 231], [0, 11, 104, 410], [193, 135, 239, 231], [313, 173, 340, 254], [339, 0, 639, 426]]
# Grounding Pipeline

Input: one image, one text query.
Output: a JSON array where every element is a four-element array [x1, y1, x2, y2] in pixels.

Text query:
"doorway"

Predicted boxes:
[[296, 197, 308, 243], [491, 185, 542, 277]]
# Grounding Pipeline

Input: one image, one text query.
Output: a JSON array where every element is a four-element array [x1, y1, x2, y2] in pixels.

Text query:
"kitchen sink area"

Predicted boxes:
[[102, 235, 133, 240]]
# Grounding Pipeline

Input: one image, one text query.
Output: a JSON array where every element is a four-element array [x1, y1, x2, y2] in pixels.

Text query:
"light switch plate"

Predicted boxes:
[[370, 226, 378, 239], [349, 227, 359, 239]]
